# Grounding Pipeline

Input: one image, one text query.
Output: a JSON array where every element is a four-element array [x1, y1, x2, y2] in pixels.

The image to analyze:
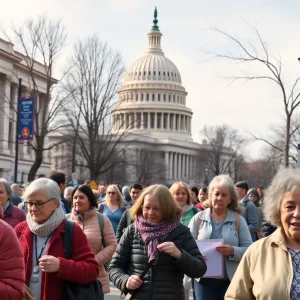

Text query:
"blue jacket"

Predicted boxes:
[[60, 195, 71, 214], [240, 197, 259, 240], [188, 208, 252, 280]]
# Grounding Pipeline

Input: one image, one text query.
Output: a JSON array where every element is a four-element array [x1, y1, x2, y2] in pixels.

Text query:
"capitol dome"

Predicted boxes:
[[112, 8, 193, 142]]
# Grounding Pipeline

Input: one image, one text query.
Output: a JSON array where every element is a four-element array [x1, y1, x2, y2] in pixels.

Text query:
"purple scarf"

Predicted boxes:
[[135, 215, 179, 264], [73, 206, 94, 222]]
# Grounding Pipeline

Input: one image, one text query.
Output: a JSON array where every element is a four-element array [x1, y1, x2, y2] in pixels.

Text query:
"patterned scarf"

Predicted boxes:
[[135, 214, 179, 264], [73, 206, 95, 222], [27, 207, 65, 237]]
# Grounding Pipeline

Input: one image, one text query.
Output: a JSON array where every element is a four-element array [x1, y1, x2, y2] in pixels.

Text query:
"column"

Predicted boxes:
[[189, 117, 191, 133], [167, 113, 170, 130], [173, 114, 176, 130], [169, 152, 173, 179], [178, 153, 182, 180], [182, 154, 186, 179], [188, 155, 192, 179], [174, 153, 177, 180], [190, 156, 194, 179], [134, 112, 137, 129], [0, 76, 11, 153], [165, 151, 169, 180], [148, 112, 151, 129], [141, 112, 144, 129], [184, 116, 187, 132], [185, 154, 188, 179], [154, 112, 157, 129]]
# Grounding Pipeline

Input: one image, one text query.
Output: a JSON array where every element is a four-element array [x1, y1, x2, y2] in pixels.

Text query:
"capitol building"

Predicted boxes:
[[51, 10, 215, 186]]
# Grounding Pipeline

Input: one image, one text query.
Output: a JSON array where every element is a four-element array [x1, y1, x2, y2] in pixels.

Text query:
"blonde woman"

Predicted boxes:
[[109, 184, 207, 300], [98, 184, 125, 234], [188, 175, 252, 300]]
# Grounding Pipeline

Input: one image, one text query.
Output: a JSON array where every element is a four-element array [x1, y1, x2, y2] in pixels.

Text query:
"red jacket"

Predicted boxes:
[[15, 219, 99, 300], [0, 219, 25, 300]]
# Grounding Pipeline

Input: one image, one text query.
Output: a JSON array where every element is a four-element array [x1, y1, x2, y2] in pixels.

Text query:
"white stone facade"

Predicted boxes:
[[0, 38, 52, 182]]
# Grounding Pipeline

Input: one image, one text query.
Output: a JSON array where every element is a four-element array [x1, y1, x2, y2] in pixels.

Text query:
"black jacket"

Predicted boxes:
[[116, 210, 133, 243], [261, 217, 277, 237], [109, 223, 207, 300]]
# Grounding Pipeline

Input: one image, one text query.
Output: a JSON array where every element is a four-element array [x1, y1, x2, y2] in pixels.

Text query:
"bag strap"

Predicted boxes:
[[63, 220, 75, 260], [139, 260, 154, 280], [96, 212, 106, 248], [65, 213, 71, 220]]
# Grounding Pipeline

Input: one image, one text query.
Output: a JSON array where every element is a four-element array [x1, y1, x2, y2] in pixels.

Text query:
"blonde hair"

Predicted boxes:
[[104, 184, 124, 208], [207, 175, 242, 214], [169, 182, 191, 205], [264, 167, 300, 227], [129, 184, 181, 221]]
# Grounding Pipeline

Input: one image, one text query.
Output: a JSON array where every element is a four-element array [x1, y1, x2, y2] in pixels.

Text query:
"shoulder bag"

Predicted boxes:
[[61, 220, 104, 300]]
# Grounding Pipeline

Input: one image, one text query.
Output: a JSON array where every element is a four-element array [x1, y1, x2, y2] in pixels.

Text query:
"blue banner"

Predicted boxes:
[[18, 98, 34, 141]]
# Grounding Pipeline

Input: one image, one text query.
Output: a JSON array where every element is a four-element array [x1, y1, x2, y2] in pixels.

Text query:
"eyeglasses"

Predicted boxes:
[[24, 198, 55, 209], [107, 191, 116, 195], [141, 205, 161, 212]]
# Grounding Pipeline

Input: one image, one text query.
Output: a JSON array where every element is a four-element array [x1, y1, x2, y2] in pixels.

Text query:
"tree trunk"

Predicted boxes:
[[284, 115, 291, 167], [28, 150, 43, 181]]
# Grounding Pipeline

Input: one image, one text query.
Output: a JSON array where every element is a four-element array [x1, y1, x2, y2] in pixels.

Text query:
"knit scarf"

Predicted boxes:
[[2, 200, 10, 212], [181, 204, 193, 215], [73, 206, 95, 222], [27, 207, 65, 237], [135, 214, 179, 264]]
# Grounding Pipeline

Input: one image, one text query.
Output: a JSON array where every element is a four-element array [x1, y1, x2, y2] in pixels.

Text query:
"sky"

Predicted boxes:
[[1, 0, 300, 160]]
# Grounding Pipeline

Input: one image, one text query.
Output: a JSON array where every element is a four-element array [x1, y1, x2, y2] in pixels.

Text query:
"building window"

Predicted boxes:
[[163, 94, 166, 101], [152, 94, 155, 101], [159, 71, 161, 76], [157, 114, 161, 128], [169, 95, 171, 102], [168, 72, 170, 76], [151, 113, 155, 128], [141, 94, 144, 101], [144, 71, 146, 76], [147, 94, 149, 101], [154, 71, 156, 76], [136, 94, 138, 101], [163, 71, 166, 76], [177, 96, 179, 103], [173, 95, 175, 102], [149, 71, 151, 76], [158, 94, 161, 101]]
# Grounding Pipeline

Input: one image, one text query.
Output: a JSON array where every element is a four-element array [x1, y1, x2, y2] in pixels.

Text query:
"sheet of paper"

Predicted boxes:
[[196, 239, 224, 278]]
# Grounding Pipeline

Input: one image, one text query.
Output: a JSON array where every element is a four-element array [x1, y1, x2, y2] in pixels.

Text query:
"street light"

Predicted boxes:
[[204, 167, 209, 187]]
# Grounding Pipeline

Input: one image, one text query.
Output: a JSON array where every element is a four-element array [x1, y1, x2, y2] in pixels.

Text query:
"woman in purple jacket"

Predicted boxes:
[[0, 178, 26, 228]]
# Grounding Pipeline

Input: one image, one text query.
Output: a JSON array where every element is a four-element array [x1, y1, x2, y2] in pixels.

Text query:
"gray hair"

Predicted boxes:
[[64, 186, 74, 194], [207, 174, 243, 214], [24, 178, 61, 205], [263, 167, 300, 227], [0, 178, 12, 197]]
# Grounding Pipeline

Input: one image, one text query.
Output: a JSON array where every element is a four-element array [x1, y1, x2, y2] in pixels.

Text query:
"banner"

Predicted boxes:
[[18, 98, 35, 141]]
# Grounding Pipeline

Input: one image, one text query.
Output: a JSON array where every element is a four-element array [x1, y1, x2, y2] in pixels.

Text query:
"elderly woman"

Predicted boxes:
[[109, 184, 207, 300], [99, 184, 126, 234], [14, 178, 99, 300], [188, 175, 252, 300], [0, 178, 26, 228], [225, 168, 300, 300], [0, 205, 25, 299], [67, 184, 117, 294]]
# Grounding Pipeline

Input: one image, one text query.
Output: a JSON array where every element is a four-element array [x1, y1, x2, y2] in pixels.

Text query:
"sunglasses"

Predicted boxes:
[[107, 191, 116, 195]]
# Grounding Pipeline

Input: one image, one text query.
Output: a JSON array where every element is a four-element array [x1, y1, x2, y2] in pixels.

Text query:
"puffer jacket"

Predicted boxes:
[[0, 218, 25, 299], [109, 223, 207, 300]]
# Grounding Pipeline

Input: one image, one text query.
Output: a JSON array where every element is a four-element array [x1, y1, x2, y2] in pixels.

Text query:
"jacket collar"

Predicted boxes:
[[201, 207, 237, 223], [267, 227, 287, 251], [4, 201, 13, 216]]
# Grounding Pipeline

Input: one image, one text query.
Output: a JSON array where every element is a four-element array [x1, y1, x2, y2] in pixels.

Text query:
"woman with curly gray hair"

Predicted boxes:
[[225, 168, 300, 300]]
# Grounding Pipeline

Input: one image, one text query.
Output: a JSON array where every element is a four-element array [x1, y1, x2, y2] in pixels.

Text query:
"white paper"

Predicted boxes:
[[196, 239, 224, 278]]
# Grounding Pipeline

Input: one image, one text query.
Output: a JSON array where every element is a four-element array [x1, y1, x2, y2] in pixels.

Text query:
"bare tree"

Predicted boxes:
[[3, 15, 68, 180], [208, 26, 300, 167], [201, 124, 245, 176], [63, 35, 127, 180]]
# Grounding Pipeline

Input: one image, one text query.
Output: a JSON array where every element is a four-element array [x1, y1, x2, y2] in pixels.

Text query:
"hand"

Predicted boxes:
[[215, 245, 234, 256], [126, 275, 143, 290], [157, 242, 181, 259], [39, 255, 60, 273]]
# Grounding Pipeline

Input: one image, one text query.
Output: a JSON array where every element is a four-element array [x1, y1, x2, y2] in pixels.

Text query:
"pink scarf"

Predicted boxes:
[[135, 215, 179, 264]]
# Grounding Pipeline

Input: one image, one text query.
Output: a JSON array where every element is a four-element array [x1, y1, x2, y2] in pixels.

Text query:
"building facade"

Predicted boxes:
[[0, 38, 52, 182]]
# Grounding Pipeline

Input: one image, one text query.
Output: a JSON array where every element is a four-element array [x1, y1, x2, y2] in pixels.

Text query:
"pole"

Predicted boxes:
[[297, 144, 300, 169], [14, 78, 22, 183]]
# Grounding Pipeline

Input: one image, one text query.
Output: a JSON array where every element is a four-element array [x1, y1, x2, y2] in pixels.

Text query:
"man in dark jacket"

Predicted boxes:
[[116, 183, 143, 242], [235, 181, 259, 241]]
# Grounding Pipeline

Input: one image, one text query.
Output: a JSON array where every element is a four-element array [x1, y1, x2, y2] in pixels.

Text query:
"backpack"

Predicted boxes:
[[62, 220, 103, 300]]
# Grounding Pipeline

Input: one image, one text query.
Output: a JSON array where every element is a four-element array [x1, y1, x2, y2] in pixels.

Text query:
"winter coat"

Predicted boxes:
[[0, 219, 25, 300], [68, 209, 117, 293], [116, 210, 133, 243], [261, 217, 277, 237], [15, 220, 99, 300], [225, 228, 293, 300], [3, 201, 26, 228], [109, 223, 207, 300]]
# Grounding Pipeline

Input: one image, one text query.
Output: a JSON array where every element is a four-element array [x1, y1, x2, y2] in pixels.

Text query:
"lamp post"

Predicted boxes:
[[204, 167, 209, 187]]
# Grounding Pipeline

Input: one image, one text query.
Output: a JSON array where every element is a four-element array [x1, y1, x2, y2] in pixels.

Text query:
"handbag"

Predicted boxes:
[[62, 220, 104, 300], [124, 261, 154, 300]]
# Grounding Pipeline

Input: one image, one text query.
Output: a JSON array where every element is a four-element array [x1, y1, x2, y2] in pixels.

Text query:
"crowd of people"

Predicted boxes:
[[1, 167, 300, 299]]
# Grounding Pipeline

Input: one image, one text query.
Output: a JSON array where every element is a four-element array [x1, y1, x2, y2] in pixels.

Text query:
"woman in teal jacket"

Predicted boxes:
[[188, 175, 252, 300]]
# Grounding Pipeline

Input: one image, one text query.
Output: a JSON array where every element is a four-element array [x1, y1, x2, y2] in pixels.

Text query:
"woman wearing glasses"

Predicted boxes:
[[14, 178, 99, 300], [109, 184, 207, 300], [99, 184, 126, 234]]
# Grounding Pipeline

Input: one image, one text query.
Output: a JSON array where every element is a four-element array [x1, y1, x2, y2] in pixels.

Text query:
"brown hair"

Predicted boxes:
[[129, 184, 181, 221]]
